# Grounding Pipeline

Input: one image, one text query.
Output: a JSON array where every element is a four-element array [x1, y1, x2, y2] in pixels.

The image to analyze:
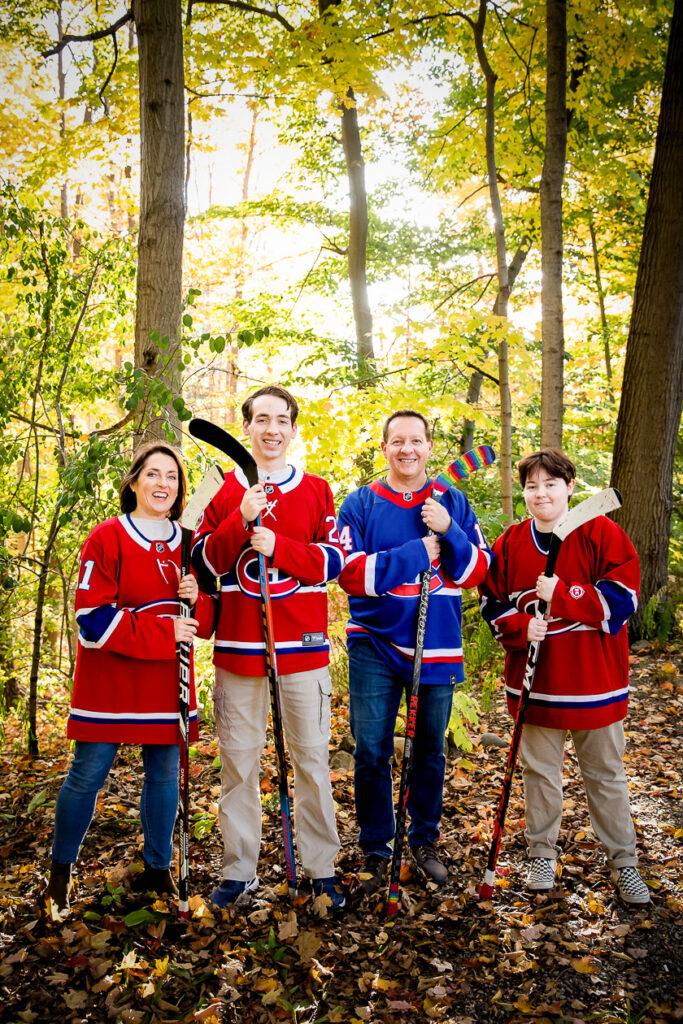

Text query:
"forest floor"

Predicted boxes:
[[0, 642, 681, 1024]]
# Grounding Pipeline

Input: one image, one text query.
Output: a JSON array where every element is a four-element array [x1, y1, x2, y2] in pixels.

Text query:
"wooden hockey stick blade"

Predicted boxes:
[[433, 444, 496, 493], [553, 487, 622, 541], [189, 418, 258, 487], [180, 464, 224, 532]]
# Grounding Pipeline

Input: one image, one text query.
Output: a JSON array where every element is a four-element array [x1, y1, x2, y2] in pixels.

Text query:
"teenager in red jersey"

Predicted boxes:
[[480, 449, 649, 905]]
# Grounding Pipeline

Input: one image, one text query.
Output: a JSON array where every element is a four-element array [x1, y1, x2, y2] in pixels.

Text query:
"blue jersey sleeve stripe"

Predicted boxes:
[[76, 605, 122, 646]]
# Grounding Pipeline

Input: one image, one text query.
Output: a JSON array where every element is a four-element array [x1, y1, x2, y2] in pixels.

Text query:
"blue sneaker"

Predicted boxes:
[[209, 877, 258, 908], [312, 876, 346, 910]]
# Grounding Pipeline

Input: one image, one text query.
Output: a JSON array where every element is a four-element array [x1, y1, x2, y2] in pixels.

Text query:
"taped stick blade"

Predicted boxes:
[[180, 463, 224, 531], [554, 487, 622, 541]]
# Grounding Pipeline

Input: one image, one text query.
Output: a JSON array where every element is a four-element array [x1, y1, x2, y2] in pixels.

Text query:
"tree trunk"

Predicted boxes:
[[132, 0, 185, 439], [471, 0, 513, 522], [610, 0, 683, 637], [0, 592, 19, 712], [27, 511, 61, 757], [540, 0, 567, 449], [317, 0, 375, 376], [587, 210, 614, 400], [461, 237, 531, 452], [340, 88, 374, 375]]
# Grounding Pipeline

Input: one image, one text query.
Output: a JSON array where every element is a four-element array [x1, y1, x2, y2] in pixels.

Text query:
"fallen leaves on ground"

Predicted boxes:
[[0, 644, 681, 1023]]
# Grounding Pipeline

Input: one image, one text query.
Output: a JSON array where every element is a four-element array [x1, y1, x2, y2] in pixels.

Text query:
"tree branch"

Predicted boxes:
[[189, 0, 295, 32], [41, 10, 133, 58]]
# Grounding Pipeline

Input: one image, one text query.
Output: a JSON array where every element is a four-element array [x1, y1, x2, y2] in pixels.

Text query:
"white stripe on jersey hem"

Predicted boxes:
[[69, 707, 197, 721], [214, 638, 328, 651], [506, 683, 629, 704], [391, 642, 464, 658]]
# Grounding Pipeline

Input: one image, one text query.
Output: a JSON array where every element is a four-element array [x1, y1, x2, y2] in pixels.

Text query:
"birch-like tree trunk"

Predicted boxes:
[[540, 0, 567, 448], [132, 0, 185, 438], [611, 0, 683, 636], [461, 237, 531, 453]]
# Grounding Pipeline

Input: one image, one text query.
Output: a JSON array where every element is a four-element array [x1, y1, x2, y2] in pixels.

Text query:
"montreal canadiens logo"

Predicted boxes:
[[235, 549, 300, 599], [389, 564, 445, 599], [569, 584, 585, 599]]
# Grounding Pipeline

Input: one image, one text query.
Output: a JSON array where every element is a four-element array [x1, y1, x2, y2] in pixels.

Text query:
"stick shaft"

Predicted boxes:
[[257, 517, 297, 894], [177, 530, 192, 919], [386, 554, 431, 916], [481, 535, 561, 892]]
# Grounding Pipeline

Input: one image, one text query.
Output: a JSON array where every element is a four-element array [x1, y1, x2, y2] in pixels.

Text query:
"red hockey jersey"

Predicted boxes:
[[192, 465, 344, 677], [479, 515, 639, 730], [68, 516, 215, 744]]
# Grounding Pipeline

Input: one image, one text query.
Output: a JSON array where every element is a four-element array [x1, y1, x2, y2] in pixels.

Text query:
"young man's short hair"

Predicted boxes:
[[518, 448, 576, 487], [242, 385, 299, 426], [382, 409, 432, 443]]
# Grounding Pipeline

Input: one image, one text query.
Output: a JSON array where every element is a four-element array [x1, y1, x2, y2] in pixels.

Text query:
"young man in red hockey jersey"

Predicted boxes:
[[479, 449, 650, 905], [192, 385, 345, 908]]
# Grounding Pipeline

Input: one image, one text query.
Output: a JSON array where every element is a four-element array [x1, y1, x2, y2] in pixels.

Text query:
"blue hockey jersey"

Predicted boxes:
[[337, 479, 491, 684]]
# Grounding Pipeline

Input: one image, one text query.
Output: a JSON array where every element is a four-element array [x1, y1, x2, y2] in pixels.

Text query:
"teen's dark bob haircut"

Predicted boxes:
[[518, 448, 576, 488]]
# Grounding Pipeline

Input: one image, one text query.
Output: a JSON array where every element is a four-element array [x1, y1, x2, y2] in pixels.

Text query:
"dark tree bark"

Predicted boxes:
[[467, 0, 513, 522], [340, 88, 374, 374], [132, 0, 185, 438], [318, 0, 375, 377], [610, 0, 683, 636], [587, 210, 614, 401], [540, 0, 567, 448]]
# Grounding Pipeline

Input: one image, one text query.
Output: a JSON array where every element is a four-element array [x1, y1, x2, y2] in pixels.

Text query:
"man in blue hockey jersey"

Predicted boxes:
[[337, 410, 491, 893]]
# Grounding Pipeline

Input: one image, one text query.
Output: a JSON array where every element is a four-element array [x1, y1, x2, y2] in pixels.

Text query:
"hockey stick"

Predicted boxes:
[[188, 418, 298, 895], [478, 486, 623, 900], [177, 462, 225, 920], [386, 444, 496, 917]]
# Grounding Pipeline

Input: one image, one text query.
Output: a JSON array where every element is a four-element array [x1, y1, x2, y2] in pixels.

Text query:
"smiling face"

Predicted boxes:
[[523, 467, 575, 530], [381, 415, 433, 492], [243, 393, 297, 470], [129, 453, 180, 520]]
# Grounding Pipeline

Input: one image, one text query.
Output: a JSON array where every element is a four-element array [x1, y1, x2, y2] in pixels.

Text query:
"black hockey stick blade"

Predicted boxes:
[[189, 418, 258, 487]]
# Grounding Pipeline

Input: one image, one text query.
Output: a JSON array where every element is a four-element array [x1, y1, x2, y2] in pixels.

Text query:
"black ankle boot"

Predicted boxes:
[[42, 860, 72, 912], [131, 860, 178, 896]]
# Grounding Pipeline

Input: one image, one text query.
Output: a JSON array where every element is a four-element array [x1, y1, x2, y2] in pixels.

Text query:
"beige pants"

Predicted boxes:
[[213, 667, 340, 880], [520, 720, 638, 868]]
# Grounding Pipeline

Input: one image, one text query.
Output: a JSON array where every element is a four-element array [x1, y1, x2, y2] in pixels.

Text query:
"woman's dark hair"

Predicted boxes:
[[119, 441, 188, 520], [518, 448, 576, 487], [242, 385, 299, 425]]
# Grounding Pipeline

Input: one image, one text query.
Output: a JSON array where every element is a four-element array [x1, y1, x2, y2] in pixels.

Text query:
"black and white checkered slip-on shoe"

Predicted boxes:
[[610, 866, 650, 906], [526, 857, 557, 892]]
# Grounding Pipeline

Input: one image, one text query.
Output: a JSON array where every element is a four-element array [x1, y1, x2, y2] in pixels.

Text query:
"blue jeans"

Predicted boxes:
[[349, 639, 454, 856], [52, 742, 179, 869]]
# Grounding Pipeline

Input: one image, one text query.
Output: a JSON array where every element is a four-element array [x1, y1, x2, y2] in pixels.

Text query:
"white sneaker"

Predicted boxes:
[[610, 866, 650, 906], [526, 858, 557, 892]]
